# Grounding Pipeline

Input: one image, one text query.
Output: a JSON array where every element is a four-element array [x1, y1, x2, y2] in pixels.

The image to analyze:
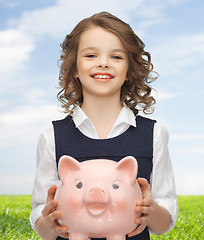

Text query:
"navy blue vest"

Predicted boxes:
[[53, 115, 156, 240]]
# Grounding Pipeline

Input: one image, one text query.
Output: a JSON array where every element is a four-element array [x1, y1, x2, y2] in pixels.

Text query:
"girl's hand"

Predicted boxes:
[[41, 185, 69, 239], [128, 178, 156, 237]]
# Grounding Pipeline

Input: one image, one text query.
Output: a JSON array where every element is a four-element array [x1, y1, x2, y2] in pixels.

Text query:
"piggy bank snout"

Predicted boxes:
[[85, 187, 109, 216], [88, 187, 107, 201]]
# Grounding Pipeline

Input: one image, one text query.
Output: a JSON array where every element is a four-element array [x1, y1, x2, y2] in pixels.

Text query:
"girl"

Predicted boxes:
[[30, 12, 178, 240]]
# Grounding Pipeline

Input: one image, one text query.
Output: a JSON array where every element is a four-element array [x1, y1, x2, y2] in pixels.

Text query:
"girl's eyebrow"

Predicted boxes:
[[81, 47, 126, 54], [81, 47, 97, 52], [112, 49, 126, 54]]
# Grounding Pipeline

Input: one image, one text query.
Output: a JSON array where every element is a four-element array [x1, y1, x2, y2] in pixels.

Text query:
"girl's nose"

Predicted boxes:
[[97, 57, 109, 69]]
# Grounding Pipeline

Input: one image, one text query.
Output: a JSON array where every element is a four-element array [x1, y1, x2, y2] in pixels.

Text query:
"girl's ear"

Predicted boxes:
[[75, 72, 79, 78], [58, 155, 81, 184], [75, 68, 79, 79]]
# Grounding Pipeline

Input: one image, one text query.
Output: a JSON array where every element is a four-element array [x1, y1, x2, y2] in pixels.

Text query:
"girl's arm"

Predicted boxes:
[[30, 128, 68, 239], [150, 123, 178, 232], [35, 185, 69, 240], [129, 123, 178, 237], [128, 178, 171, 237]]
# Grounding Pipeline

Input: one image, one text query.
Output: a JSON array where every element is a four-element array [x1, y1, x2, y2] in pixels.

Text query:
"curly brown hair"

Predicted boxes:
[[57, 12, 157, 116]]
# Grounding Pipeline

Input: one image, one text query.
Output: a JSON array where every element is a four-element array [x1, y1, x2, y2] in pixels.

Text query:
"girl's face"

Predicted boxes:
[[76, 26, 128, 101]]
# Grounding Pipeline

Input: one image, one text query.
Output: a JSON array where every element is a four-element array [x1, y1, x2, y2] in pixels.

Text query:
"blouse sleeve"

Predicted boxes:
[[150, 122, 178, 234], [29, 127, 59, 231]]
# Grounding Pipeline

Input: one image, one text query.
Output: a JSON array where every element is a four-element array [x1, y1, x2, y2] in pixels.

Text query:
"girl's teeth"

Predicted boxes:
[[94, 75, 111, 79]]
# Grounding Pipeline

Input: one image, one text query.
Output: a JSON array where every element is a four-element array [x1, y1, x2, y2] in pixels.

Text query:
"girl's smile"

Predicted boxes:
[[76, 26, 128, 99], [90, 72, 114, 82]]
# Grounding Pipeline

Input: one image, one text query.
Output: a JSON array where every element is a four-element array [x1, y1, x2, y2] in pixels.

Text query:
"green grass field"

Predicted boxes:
[[0, 195, 203, 239]]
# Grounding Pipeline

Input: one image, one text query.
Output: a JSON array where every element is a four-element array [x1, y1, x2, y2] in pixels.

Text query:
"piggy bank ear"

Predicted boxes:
[[58, 155, 81, 184], [116, 156, 138, 184]]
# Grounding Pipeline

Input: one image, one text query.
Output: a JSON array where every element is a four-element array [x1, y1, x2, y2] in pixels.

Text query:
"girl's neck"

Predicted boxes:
[[81, 95, 123, 139]]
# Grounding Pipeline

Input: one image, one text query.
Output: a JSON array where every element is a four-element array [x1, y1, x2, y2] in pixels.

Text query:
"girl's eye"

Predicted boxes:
[[112, 55, 122, 60], [86, 54, 96, 58]]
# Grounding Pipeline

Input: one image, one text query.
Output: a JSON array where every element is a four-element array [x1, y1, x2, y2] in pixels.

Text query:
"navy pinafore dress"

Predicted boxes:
[[53, 115, 156, 240]]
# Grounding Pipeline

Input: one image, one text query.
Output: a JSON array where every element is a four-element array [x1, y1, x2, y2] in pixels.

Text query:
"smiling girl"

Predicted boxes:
[[30, 12, 178, 240], [76, 26, 129, 138]]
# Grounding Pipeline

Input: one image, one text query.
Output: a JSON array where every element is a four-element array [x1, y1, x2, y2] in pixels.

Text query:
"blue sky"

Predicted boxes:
[[0, 0, 203, 195]]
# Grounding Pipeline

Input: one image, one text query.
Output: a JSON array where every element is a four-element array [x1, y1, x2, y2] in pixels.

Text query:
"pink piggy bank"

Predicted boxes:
[[56, 155, 142, 240]]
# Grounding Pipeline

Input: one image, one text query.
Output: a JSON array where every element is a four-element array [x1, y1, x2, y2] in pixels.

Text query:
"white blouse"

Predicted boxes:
[[30, 105, 178, 234]]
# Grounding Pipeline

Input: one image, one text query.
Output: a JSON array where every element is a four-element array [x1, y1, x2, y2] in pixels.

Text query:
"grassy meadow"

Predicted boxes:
[[0, 195, 203, 239]]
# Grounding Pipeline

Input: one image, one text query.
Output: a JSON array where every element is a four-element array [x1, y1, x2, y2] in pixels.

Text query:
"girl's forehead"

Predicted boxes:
[[78, 26, 125, 52]]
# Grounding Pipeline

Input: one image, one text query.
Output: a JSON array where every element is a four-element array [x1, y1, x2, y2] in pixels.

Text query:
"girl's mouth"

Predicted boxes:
[[91, 73, 114, 82]]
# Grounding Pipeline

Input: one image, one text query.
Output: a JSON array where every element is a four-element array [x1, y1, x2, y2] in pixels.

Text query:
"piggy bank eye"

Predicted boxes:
[[75, 179, 83, 189], [112, 180, 120, 189]]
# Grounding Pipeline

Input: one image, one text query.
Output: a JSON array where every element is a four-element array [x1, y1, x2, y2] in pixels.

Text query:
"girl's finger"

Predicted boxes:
[[128, 223, 146, 237], [130, 223, 147, 236], [59, 232, 69, 239], [46, 185, 57, 203], [46, 210, 63, 223], [137, 178, 151, 198], [135, 206, 152, 215], [134, 215, 148, 225], [54, 225, 69, 236], [42, 199, 58, 217], [136, 198, 152, 207]]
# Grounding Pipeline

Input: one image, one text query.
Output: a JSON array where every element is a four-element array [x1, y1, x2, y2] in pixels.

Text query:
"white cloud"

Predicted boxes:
[[170, 134, 204, 155], [152, 89, 177, 101], [175, 147, 204, 155], [23, 88, 48, 104], [175, 174, 204, 195], [0, 29, 34, 83], [0, 104, 64, 147], [0, 104, 60, 127], [0, 0, 18, 8], [171, 134, 204, 141], [9, 0, 131, 39], [0, 174, 35, 194], [152, 33, 204, 77], [7, 0, 179, 40]]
